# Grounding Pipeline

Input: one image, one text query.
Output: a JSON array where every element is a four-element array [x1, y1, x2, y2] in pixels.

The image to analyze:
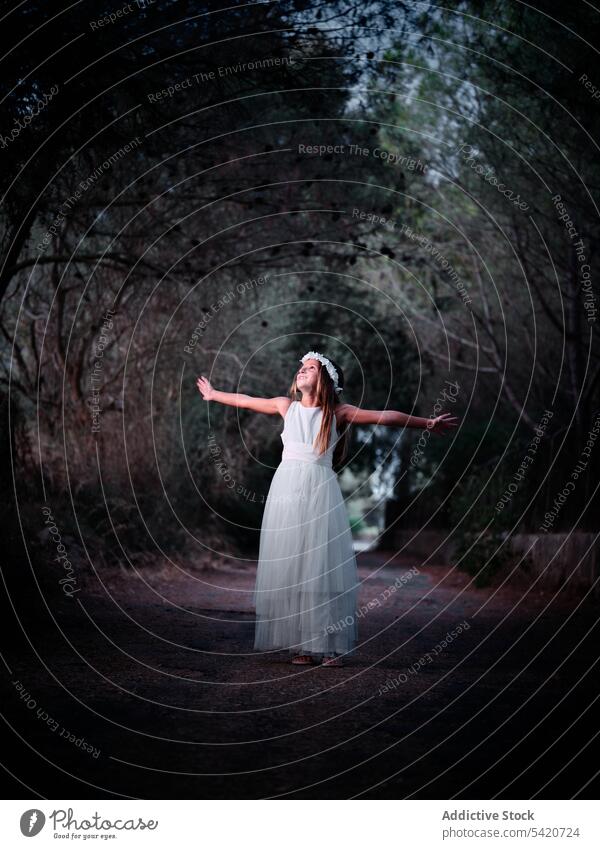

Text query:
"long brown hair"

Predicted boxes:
[[288, 356, 350, 470]]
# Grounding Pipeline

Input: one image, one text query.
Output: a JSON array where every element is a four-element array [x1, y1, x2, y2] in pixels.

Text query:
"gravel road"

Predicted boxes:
[[3, 549, 599, 799]]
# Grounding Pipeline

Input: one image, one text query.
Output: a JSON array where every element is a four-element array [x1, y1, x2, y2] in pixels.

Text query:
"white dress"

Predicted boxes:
[[253, 400, 359, 657]]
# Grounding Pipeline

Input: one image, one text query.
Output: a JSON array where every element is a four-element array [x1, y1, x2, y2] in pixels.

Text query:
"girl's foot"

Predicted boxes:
[[291, 654, 315, 665], [322, 654, 343, 667]]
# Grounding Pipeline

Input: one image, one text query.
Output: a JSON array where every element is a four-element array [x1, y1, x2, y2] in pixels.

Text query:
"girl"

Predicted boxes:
[[197, 352, 457, 668]]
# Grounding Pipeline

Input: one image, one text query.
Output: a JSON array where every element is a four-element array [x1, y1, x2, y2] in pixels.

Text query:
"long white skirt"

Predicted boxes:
[[253, 459, 359, 657]]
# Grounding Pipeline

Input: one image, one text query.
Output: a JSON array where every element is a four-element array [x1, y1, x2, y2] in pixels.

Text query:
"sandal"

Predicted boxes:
[[321, 654, 343, 667], [291, 654, 315, 665]]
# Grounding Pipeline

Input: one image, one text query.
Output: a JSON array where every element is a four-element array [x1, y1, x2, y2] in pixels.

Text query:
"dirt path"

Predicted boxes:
[[3, 550, 600, 799]]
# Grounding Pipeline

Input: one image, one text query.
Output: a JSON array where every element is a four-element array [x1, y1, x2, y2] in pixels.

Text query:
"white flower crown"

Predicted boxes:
[[300, 351, 343, 394]]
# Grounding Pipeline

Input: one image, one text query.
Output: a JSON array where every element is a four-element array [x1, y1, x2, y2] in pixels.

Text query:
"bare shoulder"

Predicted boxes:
[[334, 403, 354, 425], [275, 397, 293, 418]]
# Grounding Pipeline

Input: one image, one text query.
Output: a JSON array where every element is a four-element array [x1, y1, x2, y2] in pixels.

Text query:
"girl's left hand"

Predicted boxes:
[[427, 413, 459, 434]]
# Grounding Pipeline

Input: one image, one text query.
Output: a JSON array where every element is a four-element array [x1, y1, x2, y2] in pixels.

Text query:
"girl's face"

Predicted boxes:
[[296, 358, 320, 392]]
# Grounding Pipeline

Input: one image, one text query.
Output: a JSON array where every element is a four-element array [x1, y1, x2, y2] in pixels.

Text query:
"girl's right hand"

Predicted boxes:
[[196, 375, 215, 401]]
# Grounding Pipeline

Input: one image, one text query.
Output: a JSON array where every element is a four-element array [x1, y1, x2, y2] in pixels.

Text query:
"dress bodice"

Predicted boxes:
[[280, 401, 338, 467]]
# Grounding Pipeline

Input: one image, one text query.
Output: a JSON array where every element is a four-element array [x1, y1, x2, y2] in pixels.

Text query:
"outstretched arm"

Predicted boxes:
[[196, 375, 289, 416], [338, 403, 459, 434]]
